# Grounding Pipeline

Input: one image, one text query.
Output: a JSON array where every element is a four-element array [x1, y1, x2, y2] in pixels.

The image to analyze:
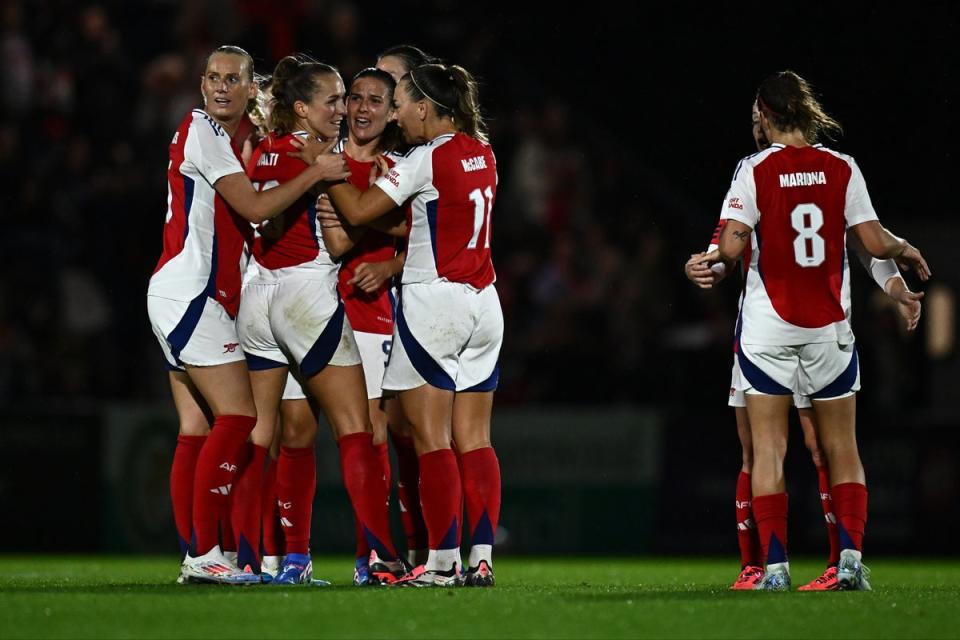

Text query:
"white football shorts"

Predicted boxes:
[[237, 277, 361, 379], [147, 294, 245, 370], [355, 330, 393, 399], [728, 357, 811, 408], [737, 341, 860, 401], [383, 281, 502, 393], [282, 371, 306, 401]]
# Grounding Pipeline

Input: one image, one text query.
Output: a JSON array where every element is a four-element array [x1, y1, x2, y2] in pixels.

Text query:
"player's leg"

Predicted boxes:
[[731, 403, 764, 589], [802, 340, 869, 590], [174, 359, 259, 584], [260, 402, 285, 582], [168, 370, 212, 562], [395, 382, 461, 585], [348, 331, 396, 584], [304, 363, 400, 568], [388, 399, 429, 566], [452, 390, 499, 587], [811, 394, 870, 590], [796, 403, 842, 591], [230, 366, 286, 574], [273, 394, 320, 585], [728, 359, 764, 589], [745, 392, 792, 589]]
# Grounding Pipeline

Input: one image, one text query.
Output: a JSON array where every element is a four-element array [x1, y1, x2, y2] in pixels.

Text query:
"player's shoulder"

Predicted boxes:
[[811, 144, 859, 168], [732, 145, 782, 180], [187, 109, 228, 138]]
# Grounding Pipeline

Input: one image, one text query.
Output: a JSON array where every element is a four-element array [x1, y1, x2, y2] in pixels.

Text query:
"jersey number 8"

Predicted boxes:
[[790, 203, 825, 267]]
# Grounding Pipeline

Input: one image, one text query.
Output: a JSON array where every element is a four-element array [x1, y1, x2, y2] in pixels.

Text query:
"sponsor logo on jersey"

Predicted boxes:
[[223, 342, 240, 353], [736, 500, 751, 509], [219, 462, 238, 473], [172, 131, 179, 144], [385, 169, 400, 187], [779, 171, 827, 188], [727, 197, 743, 210], [461, 155, 488, 172], [257, 152, 279, 167]]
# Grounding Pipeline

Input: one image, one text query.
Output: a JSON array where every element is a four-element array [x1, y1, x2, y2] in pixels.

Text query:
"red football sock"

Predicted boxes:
[[261, 457, 284, 557], [339, 434, 396, 560], [349, 441, 394, 559], [817, 465, 841, 565], [735, 471, 761, 567], [339, 433, 397, 560], [277, 446, 316, 555], [222, 442, 252, 554], [231, 444, 266, 570], [831, 482, 868, 552], [392, 434, 428, 552], [376, 442, 392, 493], [460, 447, 501, 548], [752, 493, 789, 565], [191, 414, 256, 556], [418, 449, 462, 551], [170, 434, 206, 558]]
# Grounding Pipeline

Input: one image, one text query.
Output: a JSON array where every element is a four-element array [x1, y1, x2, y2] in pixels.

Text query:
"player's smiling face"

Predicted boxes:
[[347, 76, 395, 145], [201, 53, 255, 124], [297, 74, 346, 140]]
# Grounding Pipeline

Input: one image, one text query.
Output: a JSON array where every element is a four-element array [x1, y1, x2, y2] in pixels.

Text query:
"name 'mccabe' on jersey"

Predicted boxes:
[[150, 109, 252, 317], [722, 143, 879, 346], [375, 132, 497, 289]]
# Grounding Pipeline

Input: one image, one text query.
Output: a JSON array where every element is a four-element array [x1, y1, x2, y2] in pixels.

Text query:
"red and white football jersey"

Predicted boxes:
[[337, 152, 397, 335], [375, 132, 497, 289], [150, 110, 251, 317], [722, 143, 879, 345], [247, 131, 336, 271]]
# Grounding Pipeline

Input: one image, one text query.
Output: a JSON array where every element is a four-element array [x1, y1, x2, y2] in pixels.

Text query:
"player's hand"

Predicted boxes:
[[348, 261, 395, 293], [288, 136, 350, 181], [896, 242, 931, 281], [315, 194, 343, 228], [684, 252, 713, 288], [885, 277, 924, 331], [368, 155, 390, 187]]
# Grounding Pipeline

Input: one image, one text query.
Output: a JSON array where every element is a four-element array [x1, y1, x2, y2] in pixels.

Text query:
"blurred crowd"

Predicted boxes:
[[0, 1, 923, 411]]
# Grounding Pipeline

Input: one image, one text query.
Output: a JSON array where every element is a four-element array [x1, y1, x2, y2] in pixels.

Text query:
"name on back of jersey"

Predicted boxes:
[[257, 152, 280, 167], [779, 171, 827, 188], [461, 155, 488, 172]]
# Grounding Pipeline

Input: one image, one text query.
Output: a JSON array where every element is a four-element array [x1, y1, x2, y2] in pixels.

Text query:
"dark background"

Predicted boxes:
[[0, 1, 957, 556]]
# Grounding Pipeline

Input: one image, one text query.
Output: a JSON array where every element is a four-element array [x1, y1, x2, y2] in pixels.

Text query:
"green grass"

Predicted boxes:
[[1, 556, 958, 639]]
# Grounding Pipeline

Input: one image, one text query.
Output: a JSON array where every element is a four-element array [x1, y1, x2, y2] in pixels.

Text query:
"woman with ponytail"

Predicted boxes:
[[148, 45, 348, 584], [238, 54, 405, 585], [327, 63, 502, 587], [712, 70, 930, 590]]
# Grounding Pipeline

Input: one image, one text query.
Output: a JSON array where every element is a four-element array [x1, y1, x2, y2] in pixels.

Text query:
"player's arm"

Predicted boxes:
[[316, 194, 365, 260], [367, 210, 408, 238], [717, 219, 752, 264], [216, 150, 350, 224], [848, 231, 924, 330], [848, 221, 930, 281], [326, 182, 398, 226]]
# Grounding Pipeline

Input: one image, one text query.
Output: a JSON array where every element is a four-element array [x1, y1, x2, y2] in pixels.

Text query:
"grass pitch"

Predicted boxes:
[[1, 556, 958, 639]]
